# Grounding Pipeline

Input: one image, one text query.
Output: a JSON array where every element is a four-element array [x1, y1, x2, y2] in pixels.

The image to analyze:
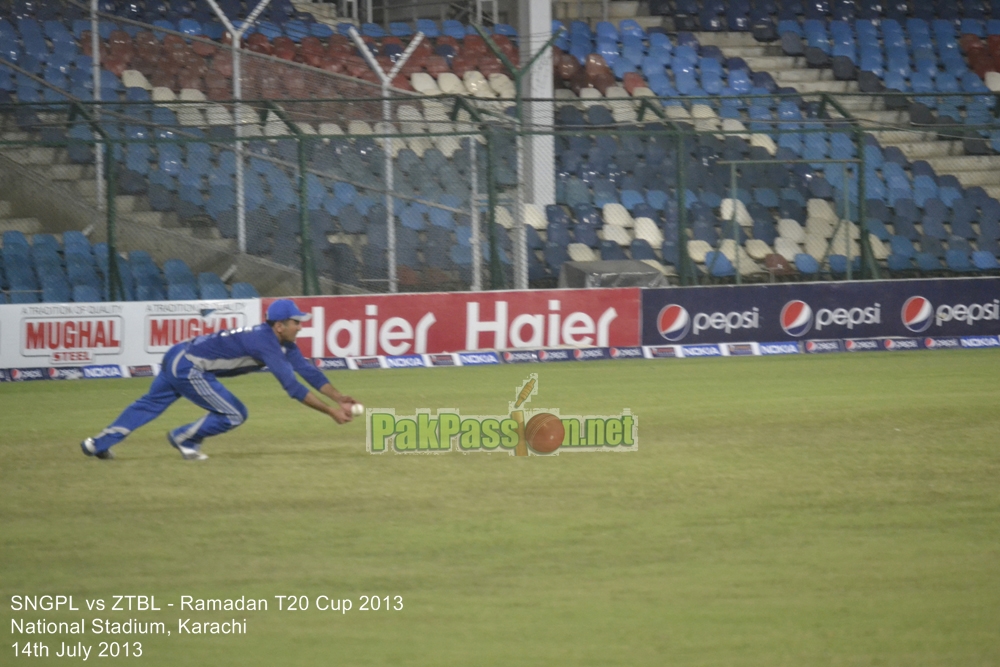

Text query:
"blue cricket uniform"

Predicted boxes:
[[90, 324, 331, 453]]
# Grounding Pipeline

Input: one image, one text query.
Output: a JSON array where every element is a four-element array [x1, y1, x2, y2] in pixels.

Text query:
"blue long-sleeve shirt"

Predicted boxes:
[[180, 324, 330, 401]]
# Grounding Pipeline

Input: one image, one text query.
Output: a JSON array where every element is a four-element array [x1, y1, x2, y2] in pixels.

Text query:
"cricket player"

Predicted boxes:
[[81, 299, 355, 461]]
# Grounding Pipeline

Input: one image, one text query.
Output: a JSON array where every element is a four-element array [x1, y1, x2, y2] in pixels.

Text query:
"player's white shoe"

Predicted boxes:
[[167, 432, 209, 461], [80, 437, 115, 460]]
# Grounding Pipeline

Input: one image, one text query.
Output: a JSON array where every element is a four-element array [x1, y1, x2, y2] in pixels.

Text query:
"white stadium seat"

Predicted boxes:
[[568, 243, 598, 261], [687, 239, 712, 263], [774, 237, 801, 261], [122, 69, 152, 90], [524, 204, 547, 230], [602, 224, 632, 246], [633, 217, 663, 246], [602, 203, 633, 227], [777, 218, 806, 243]]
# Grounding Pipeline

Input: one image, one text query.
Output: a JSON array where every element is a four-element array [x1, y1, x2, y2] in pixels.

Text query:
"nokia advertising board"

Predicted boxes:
[[642, 278, 1000, 345]]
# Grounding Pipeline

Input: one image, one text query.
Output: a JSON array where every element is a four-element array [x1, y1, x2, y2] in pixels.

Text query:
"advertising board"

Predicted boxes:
[[265, 289, 642, 358], [0, 300, 261, 375], [642, 278, 1000, 345]]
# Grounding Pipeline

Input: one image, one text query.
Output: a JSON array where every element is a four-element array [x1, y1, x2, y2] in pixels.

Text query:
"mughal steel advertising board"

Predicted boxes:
[[266, 289, 642, 358], [642, 278, 1000, 345], [0, 300, 261, 371]]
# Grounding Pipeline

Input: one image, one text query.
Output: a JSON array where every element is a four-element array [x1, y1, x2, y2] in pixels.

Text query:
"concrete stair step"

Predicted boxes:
[[791, 80, 857, 93], [127, 211, 171, 227], [852, 110, 908, 125], [0, 201, 11, 217], [693, 32, 765, 48], [711, 45, 773, 57], [947, 170, 1000, 187], [553, 1, 606, 20], [77, 187, 149, 214], [292, 0, 338, 24], [982, 185, 1000, 198], [631, 16, 667, 29], [743, 55, 802, 72], [0, 218, 43, 234], [1, 131, 31, 141], [872, 129, 936, 144], [895, 140, 965, 158], [924, 155, 1000, 173], [150, 211, 181, 228], [840, 96, 886, 111], [775, 68, 838, 84], [46, 164, 93, 181], [190, 225, 222, 240], [5, 146, 58, 166]]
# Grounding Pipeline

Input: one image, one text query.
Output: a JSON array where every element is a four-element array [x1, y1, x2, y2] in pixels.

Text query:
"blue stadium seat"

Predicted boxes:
[[890, 235, 917, 258], [72, 284, 101, 302], [972, 250, 1000, 270], [197, 272, 229, 299], [167, 283, 198, 300], [945, 248, 974, 272], [231, 282, 259, 298]]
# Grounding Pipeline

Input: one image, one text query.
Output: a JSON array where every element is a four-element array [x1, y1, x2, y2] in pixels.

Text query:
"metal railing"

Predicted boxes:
[[3, 85, 1000, 298]]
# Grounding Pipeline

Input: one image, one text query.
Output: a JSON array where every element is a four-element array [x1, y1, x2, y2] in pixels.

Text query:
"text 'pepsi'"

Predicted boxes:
[[814, 304, 881, 330], [692, 308, 760, 335], [935, 300, 1000, 326]]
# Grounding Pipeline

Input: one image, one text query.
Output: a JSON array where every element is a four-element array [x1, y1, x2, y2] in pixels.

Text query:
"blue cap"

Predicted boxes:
[[266, 299, 311, 322]]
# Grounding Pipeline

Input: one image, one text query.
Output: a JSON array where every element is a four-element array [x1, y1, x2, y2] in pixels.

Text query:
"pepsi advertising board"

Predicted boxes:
[[642, 278, 1000, 345]]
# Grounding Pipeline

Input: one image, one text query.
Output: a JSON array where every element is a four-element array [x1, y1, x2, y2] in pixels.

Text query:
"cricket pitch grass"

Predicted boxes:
[[2, 350, 999, 666]]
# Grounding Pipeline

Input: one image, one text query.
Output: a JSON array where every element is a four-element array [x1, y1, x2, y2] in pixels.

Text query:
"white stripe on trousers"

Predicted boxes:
[[174, 415, 208, 446], [188, 368, 244, 426]]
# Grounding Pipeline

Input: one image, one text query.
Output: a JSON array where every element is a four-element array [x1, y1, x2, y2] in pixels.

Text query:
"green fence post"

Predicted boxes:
[[730, 161, 741, 285], [105, 139, 123, 302], [298, 134, 319, 295], [485, 126, 503, 289], [855, 124, 878, 279], [675, 125, 691, 285], [843, 162, 852, 281]]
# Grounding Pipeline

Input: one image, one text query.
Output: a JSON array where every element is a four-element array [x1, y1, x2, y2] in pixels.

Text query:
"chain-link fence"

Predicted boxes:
[[4, 0, 1000, 300], [4, 84, 1000, 301], [0, 95, 521, 298]]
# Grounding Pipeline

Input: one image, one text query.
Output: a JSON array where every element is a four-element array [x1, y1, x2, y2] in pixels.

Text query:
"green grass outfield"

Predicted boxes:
[[2, 350, 999, 666]]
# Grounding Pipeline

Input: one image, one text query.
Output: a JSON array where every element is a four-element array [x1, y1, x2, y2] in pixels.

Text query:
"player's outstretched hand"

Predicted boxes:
[[330, 405, 352, 424], [336, 395, 356, 408]]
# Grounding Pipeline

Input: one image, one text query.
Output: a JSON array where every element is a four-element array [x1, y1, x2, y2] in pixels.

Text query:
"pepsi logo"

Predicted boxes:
[[354, 357, 382, 369], [610, 348, 620, 358], [845, 340, 856, 351], [538, 350, 549, 360], [803, 340, 841, 353], [884, 339, 896, 350], [780, 300, 813, 337], [573, 349, 582, 359], [501, 350, 538, 363], [657, 304, 691, 342], [901, 296, 933, 333], [47, 368, 58, 378], [924, 338, 934, 348], [10, 368, 47, 381]]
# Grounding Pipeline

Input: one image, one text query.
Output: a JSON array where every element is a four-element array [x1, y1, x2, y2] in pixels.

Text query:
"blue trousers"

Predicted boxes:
[[91, 343, 248, 453]]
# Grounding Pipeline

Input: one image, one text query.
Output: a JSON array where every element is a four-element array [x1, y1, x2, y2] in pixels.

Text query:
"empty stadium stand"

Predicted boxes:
[[0, 228, 257, 303], [2, 0, 1000, 294]]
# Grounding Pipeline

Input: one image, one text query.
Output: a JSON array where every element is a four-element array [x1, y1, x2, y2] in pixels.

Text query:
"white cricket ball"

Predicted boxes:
[[350, 403, 365, 416]]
